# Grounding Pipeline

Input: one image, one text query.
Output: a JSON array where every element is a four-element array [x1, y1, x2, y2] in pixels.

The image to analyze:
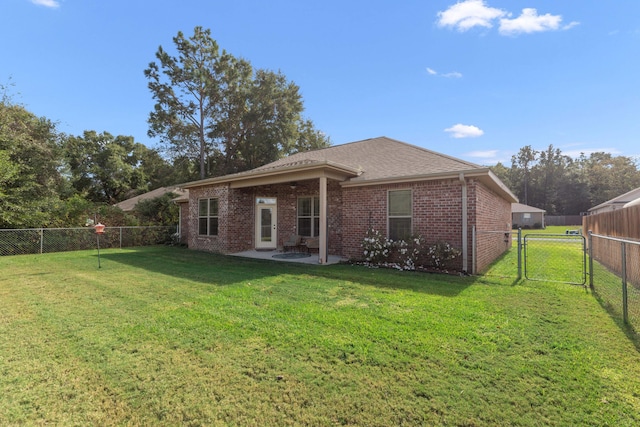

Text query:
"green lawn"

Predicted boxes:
[[1, 246, 639, 426]]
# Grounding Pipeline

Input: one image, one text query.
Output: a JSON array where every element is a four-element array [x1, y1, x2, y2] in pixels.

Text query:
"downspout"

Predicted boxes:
[[459, 173, 468, 273]]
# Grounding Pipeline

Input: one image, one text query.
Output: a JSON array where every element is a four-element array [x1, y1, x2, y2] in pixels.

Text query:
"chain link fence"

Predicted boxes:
[[589, 233, 640, 331], [0, 226, 176, 256], [524, 234, 587, 285]]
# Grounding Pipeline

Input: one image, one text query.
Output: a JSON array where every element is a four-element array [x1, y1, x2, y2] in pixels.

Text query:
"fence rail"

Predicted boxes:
[[0, 226, 176, 256]]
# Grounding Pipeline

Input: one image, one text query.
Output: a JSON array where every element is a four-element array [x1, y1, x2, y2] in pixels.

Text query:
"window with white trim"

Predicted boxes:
[[388, 189, 412, 240], [198, 198, 219, 236], [297, 196, 320, 237]]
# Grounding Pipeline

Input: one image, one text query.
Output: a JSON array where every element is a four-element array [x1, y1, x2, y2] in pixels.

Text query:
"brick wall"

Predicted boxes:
[[178, 202, 189, 244], [472, 180, 512, 273], [342, 179, 467, 264], [188, 185, 230, 253], [186, 177, 512, 271]]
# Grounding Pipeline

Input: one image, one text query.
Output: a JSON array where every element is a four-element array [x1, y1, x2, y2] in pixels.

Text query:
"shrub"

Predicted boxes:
[[426, 240, 461, 270], [361, 228, 392, 264], [361, 230, 461, 272], [394, 234, 426, 271]]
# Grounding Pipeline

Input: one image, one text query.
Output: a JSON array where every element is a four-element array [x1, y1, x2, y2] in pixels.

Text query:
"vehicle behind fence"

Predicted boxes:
[[0, 226, 176, 256]]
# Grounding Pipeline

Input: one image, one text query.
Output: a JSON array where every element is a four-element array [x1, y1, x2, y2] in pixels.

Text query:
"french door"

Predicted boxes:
[[255, 198, 277, 249]]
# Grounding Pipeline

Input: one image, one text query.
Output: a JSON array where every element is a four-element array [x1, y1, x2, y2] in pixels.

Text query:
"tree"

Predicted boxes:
[[492, 144, 640, 215], [145, 27, 229, 179], [529, 145, 569, 214], [0, 101, 65, 228], [64, 131, 151, 204], [511, 145, 538, 206], [583, 152, 640, 207], [145, 26, 329, 180], [133, 192, 179, 226]]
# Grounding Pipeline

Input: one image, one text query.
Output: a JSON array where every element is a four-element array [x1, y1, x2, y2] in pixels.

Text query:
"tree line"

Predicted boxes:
[[0, 27, 329, 229], [491, 145, 640, 215]]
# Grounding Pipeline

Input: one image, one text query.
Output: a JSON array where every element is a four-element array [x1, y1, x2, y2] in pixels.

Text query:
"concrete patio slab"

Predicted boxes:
[[230, 249, 346, 265]]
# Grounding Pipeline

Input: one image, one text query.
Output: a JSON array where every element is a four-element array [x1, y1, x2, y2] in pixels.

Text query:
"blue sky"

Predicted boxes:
[[2, 0, 639, 166]]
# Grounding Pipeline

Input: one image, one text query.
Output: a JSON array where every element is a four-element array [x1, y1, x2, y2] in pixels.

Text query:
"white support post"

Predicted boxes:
[[319, 176, 327, 264]]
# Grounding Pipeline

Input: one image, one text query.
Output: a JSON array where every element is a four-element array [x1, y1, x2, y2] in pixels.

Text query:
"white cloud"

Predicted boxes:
[[563, 21, 580, 31], [444, 124, 484, 138], [499, 8, 563, 35], [426, 67, 463, 78], [437, 1, 578, 36], [467, 150, 498, 158], [437, 0, 507, 32], [442, 71, 463, 78], [31, 0, 60, 8]]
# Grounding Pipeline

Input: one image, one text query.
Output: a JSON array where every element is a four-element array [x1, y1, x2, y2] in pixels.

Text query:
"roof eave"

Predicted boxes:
[[181, 160, 361, 189], [341, 168, 518, 203]]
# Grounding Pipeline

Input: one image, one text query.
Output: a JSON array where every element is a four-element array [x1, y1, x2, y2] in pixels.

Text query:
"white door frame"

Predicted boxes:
[[255, 198, 277, 249]]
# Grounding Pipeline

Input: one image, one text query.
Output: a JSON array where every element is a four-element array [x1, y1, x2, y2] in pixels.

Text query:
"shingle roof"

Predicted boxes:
[[512, 203, 546, 213], [253, 136, 483, 182], [588, 186, 640, 212], [181, 136, 517, 203]]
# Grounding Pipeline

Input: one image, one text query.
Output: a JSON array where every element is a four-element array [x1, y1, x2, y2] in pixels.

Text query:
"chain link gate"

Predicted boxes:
[[524, 234, 587, 285]]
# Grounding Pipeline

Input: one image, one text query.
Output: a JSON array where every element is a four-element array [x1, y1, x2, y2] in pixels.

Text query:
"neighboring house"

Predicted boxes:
[[114, 186, 188, 212], [588, 187, 640, 215], [511, 203, 546, 229], [172, 192, 190, 245], [115, 186, 189, 243], [181, 137, 518, 273]]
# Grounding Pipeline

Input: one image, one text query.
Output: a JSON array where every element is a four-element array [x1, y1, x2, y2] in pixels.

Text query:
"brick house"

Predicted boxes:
[[181, 137, 517, 273]]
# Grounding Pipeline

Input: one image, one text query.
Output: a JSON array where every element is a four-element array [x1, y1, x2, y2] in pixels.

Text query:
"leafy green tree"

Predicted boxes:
[[133, 192, 179, 226], [145, 26, 329, 180], [0, 101, 64, 228], [138, 147, 178, 189], [490, 162, 512, 192], [493, 144, 640, 215], [145, 26, 232, 179], [64, 131, 150, 204], [556, 156, 591, 215], [510, 146, 538, 206], [583, 152, 640, 207], [529, 145, 569, 215]]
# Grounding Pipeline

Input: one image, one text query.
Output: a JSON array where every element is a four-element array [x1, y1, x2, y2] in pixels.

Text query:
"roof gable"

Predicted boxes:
[[512, 203, 546, 213]]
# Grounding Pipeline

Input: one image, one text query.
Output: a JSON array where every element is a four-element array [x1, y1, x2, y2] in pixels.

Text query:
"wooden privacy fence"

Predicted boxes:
[[584, 205, 640, 330], [582, 205, 640, 239]]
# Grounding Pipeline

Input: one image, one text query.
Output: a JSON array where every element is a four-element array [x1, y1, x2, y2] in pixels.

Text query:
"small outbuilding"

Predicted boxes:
[[511, 203, 546, 229]]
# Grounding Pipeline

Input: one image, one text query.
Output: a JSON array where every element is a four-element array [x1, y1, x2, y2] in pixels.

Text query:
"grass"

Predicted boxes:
[[1, 246, 640, 426]]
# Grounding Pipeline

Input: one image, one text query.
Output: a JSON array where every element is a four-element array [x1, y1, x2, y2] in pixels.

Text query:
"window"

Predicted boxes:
[[297, 196, 320, 237], [388, 189, 412, 240], [198, 198, 219, 236]]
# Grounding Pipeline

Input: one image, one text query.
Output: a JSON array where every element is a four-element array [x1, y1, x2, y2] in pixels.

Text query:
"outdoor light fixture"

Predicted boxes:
[[290, 182, 297, 189], [94, 223, 105, 268]]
